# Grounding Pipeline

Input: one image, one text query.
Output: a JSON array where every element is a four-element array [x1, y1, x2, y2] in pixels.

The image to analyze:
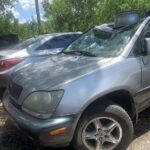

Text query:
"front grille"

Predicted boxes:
[[9, 80, 23, 100], [10, 97, 21, 109]]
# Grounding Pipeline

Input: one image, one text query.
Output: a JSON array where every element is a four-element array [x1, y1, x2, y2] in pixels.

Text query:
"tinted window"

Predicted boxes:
[[132, 38, 142, 56], [50, 36, 66, 48], [144, 23, 150, 38], [63, 35, 78, 45], [133, 22, 150, 56], [36, 35, 78, 51]]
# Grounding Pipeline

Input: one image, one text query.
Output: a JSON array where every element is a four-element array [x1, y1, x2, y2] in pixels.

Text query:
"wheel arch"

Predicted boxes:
[[70, 89, 137, 144], [79, 89, 137, 120], [71, 89, 135, 148]]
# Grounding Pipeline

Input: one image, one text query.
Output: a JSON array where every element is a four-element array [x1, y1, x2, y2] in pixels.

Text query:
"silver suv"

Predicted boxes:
[[3, 12, 150, 150]]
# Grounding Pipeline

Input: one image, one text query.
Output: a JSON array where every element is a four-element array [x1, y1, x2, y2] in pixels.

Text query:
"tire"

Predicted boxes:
[[0, 88, 6, 99], [72, 102, 133, 150]]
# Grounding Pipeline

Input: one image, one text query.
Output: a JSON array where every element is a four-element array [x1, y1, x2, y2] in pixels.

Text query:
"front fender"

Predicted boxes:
[[54, 57, 141, 117]]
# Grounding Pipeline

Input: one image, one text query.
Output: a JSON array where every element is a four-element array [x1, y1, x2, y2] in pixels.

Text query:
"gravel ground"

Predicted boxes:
[[1, 102, 150, 150]]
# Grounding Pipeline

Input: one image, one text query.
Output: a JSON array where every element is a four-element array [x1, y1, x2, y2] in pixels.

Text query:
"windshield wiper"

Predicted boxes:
[[63, 50, 97, 57]]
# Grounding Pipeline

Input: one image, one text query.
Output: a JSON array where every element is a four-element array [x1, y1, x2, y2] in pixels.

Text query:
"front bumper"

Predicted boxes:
[[3, 94, 77, 147]]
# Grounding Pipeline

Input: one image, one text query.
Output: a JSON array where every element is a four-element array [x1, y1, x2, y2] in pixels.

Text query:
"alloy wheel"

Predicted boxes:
[[82, 117, 123, 150]]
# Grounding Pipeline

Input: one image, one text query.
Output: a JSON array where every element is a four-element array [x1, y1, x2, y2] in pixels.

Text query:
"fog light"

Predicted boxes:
[[50, 127, 67, 136]]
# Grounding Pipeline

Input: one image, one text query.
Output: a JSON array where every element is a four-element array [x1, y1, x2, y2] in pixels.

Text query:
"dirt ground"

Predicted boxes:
[[1, 102, 150, 150]]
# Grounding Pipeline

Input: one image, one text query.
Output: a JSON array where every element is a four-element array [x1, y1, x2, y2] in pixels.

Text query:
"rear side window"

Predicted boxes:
[[36, 34, 79, 50], [62, 34, 79, 46]]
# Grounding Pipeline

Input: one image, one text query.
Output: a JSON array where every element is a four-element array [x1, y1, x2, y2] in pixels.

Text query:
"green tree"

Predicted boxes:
[[43, 0, 150, 32], [0, 0, 16, 16], [95, 0, 150, 22], [0, 0, 17, 34], [42, 0, 99, 32]]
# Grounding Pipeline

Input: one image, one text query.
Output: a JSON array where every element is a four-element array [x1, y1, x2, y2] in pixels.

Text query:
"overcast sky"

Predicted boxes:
[[12, 0, 51, 23]]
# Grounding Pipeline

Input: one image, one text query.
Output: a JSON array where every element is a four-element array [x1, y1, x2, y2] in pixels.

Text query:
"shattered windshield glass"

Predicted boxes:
[[64, 25, 139, 57]]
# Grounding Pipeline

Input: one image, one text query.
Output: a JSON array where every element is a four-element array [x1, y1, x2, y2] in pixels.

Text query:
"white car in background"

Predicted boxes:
[[0, 32, 82, 96]]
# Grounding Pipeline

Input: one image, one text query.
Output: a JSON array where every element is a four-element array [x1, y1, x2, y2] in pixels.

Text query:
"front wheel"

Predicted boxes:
[[73, 102, 133, 150]]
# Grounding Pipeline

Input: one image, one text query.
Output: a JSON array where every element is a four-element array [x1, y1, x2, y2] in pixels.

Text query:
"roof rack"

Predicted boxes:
[[115, 11, 140, 28]]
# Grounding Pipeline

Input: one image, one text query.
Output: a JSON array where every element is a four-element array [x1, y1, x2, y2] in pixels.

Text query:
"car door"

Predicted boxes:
[[137, 21, 150, 111]]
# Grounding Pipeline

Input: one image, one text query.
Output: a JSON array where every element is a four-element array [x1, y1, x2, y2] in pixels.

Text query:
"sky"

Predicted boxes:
[[12, 0, 48, 23]]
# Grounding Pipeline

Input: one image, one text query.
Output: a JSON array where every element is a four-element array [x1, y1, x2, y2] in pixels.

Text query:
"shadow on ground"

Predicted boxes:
[[1, 102, 150, 150]]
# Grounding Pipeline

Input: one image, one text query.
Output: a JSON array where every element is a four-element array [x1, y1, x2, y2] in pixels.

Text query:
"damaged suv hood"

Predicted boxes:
[[11, 54, 113, 90]]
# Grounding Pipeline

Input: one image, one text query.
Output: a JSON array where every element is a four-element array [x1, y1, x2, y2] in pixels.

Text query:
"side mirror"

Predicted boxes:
[[144, 38, 150, 55]]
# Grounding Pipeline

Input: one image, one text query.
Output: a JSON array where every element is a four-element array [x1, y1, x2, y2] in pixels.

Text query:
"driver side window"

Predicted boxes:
[[35, 36, 67, 51], [142, 23, 150, 55], [133, 22, 150, 56], [142, 22, 150, 39]]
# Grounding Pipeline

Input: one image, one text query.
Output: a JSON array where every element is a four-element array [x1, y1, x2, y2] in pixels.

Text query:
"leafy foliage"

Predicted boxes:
[[1, 0, 150, 40], [0, 0, 16, 15], [0, 0, 39, 40], [0, 0, 16, 36], [43, 0, 150, 32]]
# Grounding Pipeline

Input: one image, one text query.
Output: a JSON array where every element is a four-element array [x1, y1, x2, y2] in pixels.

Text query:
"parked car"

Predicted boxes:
[[4, 12, 150, 150], [0, 32, 82, 96], [0, 34, 19, 48]]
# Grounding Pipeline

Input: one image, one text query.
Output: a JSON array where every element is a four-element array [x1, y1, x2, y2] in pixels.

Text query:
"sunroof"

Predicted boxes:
[[115, 11, 140, 28]]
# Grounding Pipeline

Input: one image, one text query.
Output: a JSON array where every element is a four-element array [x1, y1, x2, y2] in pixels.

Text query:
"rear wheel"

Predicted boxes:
[[73, 102, 133, 150]]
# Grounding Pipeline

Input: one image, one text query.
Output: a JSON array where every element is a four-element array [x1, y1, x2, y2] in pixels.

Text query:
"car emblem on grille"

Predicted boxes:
[[9, 80, 23, 100]]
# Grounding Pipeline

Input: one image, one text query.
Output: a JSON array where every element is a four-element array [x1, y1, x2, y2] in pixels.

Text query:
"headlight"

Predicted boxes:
[[22, 90, 64, 119]]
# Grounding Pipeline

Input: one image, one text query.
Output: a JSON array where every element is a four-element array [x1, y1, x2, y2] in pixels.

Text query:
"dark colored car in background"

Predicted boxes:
[[0, 34, 19, 50], [0, 32, 82, 96]]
